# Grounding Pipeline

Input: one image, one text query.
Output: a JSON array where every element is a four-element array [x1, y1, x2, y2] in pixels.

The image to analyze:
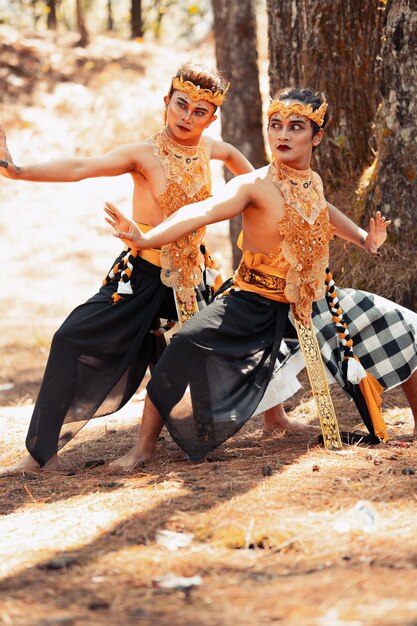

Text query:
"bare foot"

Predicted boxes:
[[108, 445, 156, 471], [0, 453, 58, 477], [413, 424, 417, 439], [262, 405, 316, 436]]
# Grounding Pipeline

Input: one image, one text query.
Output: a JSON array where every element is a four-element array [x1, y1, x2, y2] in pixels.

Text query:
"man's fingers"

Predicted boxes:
[[104, 206, 118, 221], [104, 201, 123, 218], [104, 203, 123, 223], [116, 231, 133, 240], [104, 217, 117, 228]]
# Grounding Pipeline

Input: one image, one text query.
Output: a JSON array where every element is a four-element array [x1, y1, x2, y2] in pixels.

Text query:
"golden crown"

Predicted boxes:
[[267, 99, 328, 127], [170, 75, 230, 107]]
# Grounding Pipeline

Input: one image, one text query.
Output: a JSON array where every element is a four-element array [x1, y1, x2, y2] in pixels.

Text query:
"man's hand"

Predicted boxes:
[[104, 201, 148, 249], [0, 125, 18, 179], [364, 211, 391, 256]]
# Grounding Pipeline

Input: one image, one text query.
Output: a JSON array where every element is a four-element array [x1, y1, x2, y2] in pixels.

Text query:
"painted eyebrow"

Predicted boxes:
[[176, 95, 210, 113], [270, 116, 307, 124]]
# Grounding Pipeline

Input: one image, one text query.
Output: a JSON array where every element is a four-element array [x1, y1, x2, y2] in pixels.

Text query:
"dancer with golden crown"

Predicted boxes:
[[103, 87, 406, 465], [0, 62, 256, 475]]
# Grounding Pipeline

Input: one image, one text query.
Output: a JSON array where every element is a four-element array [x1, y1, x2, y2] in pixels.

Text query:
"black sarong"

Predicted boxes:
[[26, 255, 177, 466], [147, 290, 290, 461]]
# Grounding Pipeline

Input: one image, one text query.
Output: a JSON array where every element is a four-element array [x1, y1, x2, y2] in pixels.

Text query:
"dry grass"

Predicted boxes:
[[1, 385, 417, 626]]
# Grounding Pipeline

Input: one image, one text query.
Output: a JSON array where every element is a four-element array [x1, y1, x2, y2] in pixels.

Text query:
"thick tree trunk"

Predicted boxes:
[[266, 0, 384, 188], [212, 0, 266, 269], [131, 0, 143, 38], [75, 0, 89, 47], [357, 0, 417, 308]]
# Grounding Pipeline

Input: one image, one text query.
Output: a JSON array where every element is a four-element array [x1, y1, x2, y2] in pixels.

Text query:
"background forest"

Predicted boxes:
[[2, 0, 416, 306], [0, 2, 417, 626]]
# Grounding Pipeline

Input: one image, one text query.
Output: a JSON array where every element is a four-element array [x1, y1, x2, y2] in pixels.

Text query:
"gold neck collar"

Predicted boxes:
[[162, 129, 200, 155], [270, 158, 312, 181]]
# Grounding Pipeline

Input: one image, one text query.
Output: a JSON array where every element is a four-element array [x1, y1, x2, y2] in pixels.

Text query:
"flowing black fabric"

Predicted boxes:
[[147, 290, 290, 461], [26, 255, 177, 467]]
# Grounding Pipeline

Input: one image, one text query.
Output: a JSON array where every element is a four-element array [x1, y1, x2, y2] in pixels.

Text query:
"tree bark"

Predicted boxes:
[[107, 0, 114, 31], [357, 0, 417, 308], [46, 0, 58, 29], [266, 0, 384, 188], [75, 0, 89, 47], [212, 0, 266, 268], [131, 0, 143, 38]]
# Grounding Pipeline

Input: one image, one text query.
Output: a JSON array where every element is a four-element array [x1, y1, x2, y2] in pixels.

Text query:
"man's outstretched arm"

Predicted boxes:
[[0, 125, 140, 182], [104, 174, 253, 250], [328, 202, 391, 256]]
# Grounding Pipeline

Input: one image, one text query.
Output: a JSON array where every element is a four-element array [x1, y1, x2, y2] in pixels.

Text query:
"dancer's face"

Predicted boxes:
[[164, 90, 217, 145], [268, 100, 324, 170]]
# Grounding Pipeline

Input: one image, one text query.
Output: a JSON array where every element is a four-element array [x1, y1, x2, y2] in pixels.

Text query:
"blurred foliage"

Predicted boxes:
[[0, 0, 213, 42]]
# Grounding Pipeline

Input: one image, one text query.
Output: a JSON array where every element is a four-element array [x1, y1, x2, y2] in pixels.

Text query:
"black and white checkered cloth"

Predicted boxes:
[[312, 287, 417, 391]]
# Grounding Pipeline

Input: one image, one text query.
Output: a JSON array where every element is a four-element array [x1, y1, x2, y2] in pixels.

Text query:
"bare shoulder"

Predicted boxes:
[[231, 166, 268, 187], [119, 138, 154, 157], [202, 135, 221, 158], [222, 166, 270, 207], [250, 165, 270, 186], [115, 139, 157, 172], [204, 136, 237, 159]]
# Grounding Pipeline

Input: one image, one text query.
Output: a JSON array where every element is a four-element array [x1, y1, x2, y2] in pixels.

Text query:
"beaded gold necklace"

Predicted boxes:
[[269, 158, 335, 325], [269, 159, 325, 224], [154, 129, 211, 199], [151, 129, 212, 317]]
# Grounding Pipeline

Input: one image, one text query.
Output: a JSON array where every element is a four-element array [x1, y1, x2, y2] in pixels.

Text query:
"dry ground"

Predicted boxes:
[[0, 27, 417, 626]]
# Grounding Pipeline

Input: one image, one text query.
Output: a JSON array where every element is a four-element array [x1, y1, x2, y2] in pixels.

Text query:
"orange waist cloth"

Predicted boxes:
[[133, 223, 162, 267], [233, 250, 289, 303]]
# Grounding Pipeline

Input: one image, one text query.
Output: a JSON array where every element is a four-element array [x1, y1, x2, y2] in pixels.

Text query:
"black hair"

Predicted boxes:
[[272, 87, 330, 136]]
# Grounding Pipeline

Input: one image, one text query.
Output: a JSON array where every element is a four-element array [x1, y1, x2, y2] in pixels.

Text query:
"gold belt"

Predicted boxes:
[[136, 248, 161, 267], [237, 260, 286, 292]]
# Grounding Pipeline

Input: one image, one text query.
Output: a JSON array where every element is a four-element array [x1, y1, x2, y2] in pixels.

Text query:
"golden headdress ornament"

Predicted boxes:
[[170, 75, 230, 107], [267, 98, 328, 127]]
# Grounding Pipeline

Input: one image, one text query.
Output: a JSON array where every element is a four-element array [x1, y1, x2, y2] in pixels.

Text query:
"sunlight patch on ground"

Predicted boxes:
[[0, 477, 188, 580]]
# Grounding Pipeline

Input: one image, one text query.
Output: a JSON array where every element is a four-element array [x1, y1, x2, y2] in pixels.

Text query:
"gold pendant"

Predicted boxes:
[[292, 306, 343, 450], [174, 290, 199, 327]]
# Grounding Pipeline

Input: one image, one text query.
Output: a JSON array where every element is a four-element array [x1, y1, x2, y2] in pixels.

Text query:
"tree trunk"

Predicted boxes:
[[131, 0, 143, 39], [75, 0, 89, 47], [266, 0, 384, 189], [212, 0, 266, 269], [356, 0, 417, 308], [107, 0, 114, 31], [46, 0, 58, 29]]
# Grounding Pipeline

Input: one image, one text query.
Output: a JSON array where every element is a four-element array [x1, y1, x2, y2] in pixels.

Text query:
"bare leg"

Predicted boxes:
[[108, 395, 164, 470], [263, 403, 316, 435], [0, 453, 58, 477], [401, 370, 417, 437]]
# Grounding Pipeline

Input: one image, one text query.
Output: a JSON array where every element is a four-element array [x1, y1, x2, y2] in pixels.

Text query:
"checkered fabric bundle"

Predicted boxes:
[[312, 287, 417, 392]]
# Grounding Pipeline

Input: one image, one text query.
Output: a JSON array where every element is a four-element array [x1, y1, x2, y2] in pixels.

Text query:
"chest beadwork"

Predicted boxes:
[[269, 159, 335, 325], [150, 130, 212, 308]]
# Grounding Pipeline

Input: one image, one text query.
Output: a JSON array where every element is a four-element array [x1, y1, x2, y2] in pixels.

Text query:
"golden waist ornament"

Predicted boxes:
[[237, 260, 286, 293], [233, 250, 289, 303]]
